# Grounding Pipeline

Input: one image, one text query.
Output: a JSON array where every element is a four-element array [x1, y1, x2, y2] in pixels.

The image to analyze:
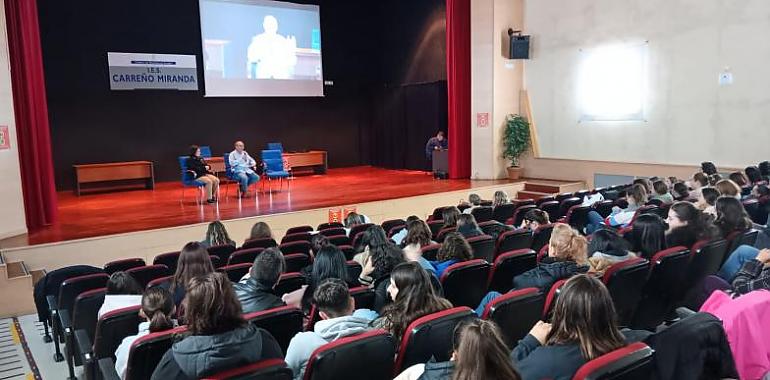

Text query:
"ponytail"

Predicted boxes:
[[148, 310, 174, 332], [549, 223, 588, 265], [142, 287, 175, 333]]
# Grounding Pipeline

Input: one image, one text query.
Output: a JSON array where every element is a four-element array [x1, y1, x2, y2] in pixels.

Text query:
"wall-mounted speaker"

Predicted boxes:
[[509, 34, 530, 60]]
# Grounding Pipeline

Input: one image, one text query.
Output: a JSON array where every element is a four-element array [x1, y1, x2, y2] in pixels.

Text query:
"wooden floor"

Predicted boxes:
[[19, 166, 514, 246]]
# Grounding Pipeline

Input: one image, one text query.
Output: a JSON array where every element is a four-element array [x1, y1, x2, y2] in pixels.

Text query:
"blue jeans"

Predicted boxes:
[[585, 210, 606, 235], [717, 245, 759, 281], [475, 291, 502, 316], [235, 172, 259, 193]]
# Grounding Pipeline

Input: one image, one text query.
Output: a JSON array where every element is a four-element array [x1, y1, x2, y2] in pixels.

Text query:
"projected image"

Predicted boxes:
[[199, 0, 323, 97]]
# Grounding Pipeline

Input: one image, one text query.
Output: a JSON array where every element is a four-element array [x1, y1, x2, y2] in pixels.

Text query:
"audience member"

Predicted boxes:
[[665, 202, 718, 249], [114, 287, 176, 379], [690, 172, 709, 191], [394, 319, 522, 380], [373, 262, 452, 346], [701, 161, 718, 176], [759, 161, 770, 182], [585, 184, 647, 234], [713, 196, 752, 238], [716, 179, 741, 199], [353, 225, 389, 267], [633, 178, 652, 194], [708, 173, 723, 186], [456, 214, 483, 239], [228, 141, 260, 197], [696, 249, 770, 308], [284, 245, 348, 314], [401, 220, 436, 271], [587, 228, 636, 274], [672, 182, 691, 201], [745, 166, 763, 185], [98, 271, 143, 318], [391, 215, 422, 245], [511, 275, 646, 380], [628, 214, 666, 260], [150, 273, 281, 379], [285, 279, 376, 380], [441, 207, 462, 231], [234, 247, 286, 313], [728, 172, 749, 188], [362, 244, 406, 312], [651, 180, 674, 203], [200, 221, 236, 248], [309, 233, 330, 258], [460, 193, 483, 214], [166, 242, 215, 307], [247, 221, 274, 242], [343, 212, 366, 236], [186, 145, 220, 204], [696, 187, 720, 216], [520, 209, 550, 231], [475, 223, 588, 315], [430, 232, 473, 278], [492, 190, 511, 207]]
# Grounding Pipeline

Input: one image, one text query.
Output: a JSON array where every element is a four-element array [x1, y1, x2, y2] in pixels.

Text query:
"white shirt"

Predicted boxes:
[[98, 295, 142, 319], [114, 321, 150, 379], [228, 150, 256, 174]]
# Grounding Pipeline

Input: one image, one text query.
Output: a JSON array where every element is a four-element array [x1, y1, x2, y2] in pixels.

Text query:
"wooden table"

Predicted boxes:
[[206, 150, 328, 175], [73, 161, 154, 195]]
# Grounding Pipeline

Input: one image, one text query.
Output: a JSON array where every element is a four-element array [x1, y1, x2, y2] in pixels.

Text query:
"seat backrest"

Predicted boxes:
[[542, 279, 568, 320], [209, 255, 224, 269], [481, 288, 544, 348], [470, 206, 494, 223], [430, 206, 450, 221], [350, 286, 376, 310], [440, 259, 491, 308], [466, 234, 495, 262], [126, 265, 171, 288], [394, 307, 475, 373], [574, 189, 590, 199], [496, 229, 534, 256], [387, 225, 406, 238], [261, 149, 283, 162], [435, 226, 457, 242], [244, 306, 304, 354], [539, 201, 561, 220], [152, 251, 181, 272], [125, 326, 187, 380], [555, 192, 575, 203], [564, 205, 592, 232], [558, 197, 582, 219], [338, 245, 355, 260], [740, 229, 759, 248], [202, 358, 292, 380], [284, 253, 311, 273], [420, 243, 442, 261], [381, 219, 406, 233], [266, 142, 284, 152], [488, 249, 537, 293], [318, 227, 346, 237], [684, 239, 729, 292], [492, 203, 516, 223], [59, 273, 110, 316], [208, 244, 237, 264], [427, 220, 444, 236], [286, 225, 313, 235], [178, 156, 196, 185], [274, 273, 306, 297], [220, 263, 253, 282], [242, 238, 278, 250], [602, 258, 650, 326], [536, 196, 555, 207], [197, 145, 212, 158], [279, 241, 311, 256], [281, 232, 312, 244], [71, 288, 106, 348], [572, 342, 654, 380], [93, 305, 142, 360], [316, 222, 343, 231], [327, 235, 351, 247], [349, 223, 374, 240], [147, 275, 172, 289], [531, 224, 554, 253], [511, 205, 537, 226], [229, 248, 265, 265], [104, 258, 146, 275], [345, 261, 362, 286], [304, 330, 395, 380], [594, 200, 616, 218], [632, 247, 690, 330], [223, 153, 233, 176]]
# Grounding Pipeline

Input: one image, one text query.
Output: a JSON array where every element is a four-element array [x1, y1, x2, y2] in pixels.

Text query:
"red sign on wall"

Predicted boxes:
[[476, 113, 490, 128], [328, 208, 342, 224], [0, 126, 9, 150], [342, 206, 357, 219]]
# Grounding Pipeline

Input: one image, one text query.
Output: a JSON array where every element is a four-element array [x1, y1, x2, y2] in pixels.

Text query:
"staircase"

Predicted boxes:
[[515, 179, 585, 200], [0, 252, 42, 317]]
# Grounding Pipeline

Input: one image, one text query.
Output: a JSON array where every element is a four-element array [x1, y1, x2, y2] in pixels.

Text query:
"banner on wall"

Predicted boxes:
[[108, 52, 198, 91], [328, 206, 358, 224], [0, 126, 9, 150]]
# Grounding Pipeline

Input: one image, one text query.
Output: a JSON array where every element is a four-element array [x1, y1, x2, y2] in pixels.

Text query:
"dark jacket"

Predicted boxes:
[[643, 312, 738, 380], [665, 225, 699, 249], [425, 137, 448, 159], [233, 278, 285, 314], [186, 156, 212, 178], [511, 330, 650, 380], [33, 265, 104, 322], [458, 224, 483, 239], [417, 359, 454, 380], [512, 258, 589, 293], [732, 259, 770, 295], [373, 275, 391, 313], [150, 324, 282, 380]]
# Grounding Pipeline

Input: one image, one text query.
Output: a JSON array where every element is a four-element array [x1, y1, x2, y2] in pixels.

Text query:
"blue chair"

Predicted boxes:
[[266, 143, 283, 152], [261, 149, 290, 192], [178, 156, 205, 204], [198, 146, 212, 158], [223, 153, 259, 198]]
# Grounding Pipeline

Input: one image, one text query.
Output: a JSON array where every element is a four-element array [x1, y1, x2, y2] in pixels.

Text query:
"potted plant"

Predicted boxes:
[[502, 114, 531, 180]]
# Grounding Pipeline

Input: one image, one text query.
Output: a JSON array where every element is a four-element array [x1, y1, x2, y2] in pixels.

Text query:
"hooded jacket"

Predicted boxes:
[[150, 324, 282, 380], [513, 258, 589, 293], [233, 278, 286, 314], [285, 310, 374, 380]]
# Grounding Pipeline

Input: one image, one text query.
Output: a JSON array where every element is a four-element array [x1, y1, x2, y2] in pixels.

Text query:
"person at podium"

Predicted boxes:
[[425, 130, 448, 161]]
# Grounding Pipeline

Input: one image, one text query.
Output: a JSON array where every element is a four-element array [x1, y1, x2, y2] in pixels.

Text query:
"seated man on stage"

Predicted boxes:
[[228, 141, 260, 197], [425, 130, 448, 161]]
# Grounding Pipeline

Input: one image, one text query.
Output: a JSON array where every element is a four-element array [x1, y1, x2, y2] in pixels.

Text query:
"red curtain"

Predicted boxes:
[[5, 0, 58, 228], [446, 0, 471, 179]]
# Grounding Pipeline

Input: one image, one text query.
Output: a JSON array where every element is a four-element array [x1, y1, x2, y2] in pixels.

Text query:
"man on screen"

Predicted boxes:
[[246, 15, 297, 79], [229, 141, 260, 197], [425, 131, 448, 161]]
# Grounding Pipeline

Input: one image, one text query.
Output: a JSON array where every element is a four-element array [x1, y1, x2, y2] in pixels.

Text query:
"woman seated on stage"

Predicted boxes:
[[187, 145, 219, 204]]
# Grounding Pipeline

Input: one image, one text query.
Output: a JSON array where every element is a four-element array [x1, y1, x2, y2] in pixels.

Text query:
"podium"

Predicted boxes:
[[432, 149, 448, 175]]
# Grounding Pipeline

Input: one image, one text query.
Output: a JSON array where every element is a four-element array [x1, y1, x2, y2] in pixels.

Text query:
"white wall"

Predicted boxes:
[[0, 1, 28, 239], [524, 0, 770, 168]]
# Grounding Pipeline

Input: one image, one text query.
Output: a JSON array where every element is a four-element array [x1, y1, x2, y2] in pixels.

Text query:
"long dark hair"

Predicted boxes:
[[714, 196, 752, 237], [205, 221, 233, 247], [356, 225, 389, 253], [629, 214, 665, 260], [403, 220, 432, 247], [666, 202, 718, 247], [729, 172, 749, 187], [171, 242, 214, 294], [436, 232, 473, 262], [745, 166, 763, 184], [451, 319, 521, 380], [142, 287, 175, 333], [248, 222, 273, 240], [588, 228, 630, 257], [442, 207, 461, 228], [370, 244, 406, 280], [302, 245, 348, 312], [379, 262, 452, 344], [184, 272, 245, 335], [546, 274, 625, 360], [188, 144, 200, 157]]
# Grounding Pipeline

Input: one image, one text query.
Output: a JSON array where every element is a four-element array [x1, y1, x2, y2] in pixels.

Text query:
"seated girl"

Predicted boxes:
[[585, 184, 647, 234], [587, 228, 636, 274], [429, 232, 473, 278]]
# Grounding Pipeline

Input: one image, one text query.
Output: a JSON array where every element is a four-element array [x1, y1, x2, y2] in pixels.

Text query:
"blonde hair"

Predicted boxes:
[[493, 191, 510, 207], [548, 223, 588, 265], [715, 179, 741, 198]]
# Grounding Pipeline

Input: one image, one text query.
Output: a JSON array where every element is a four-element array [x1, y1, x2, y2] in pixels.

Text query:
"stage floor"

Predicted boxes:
[[14, 166, 513, 246]]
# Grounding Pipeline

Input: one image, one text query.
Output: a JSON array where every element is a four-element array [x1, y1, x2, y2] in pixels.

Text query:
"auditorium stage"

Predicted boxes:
[[9, 166, 515, 247]]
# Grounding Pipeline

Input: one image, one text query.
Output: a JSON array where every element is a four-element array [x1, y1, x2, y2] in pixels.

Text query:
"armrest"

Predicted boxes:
[[59, 309, 72, 333], [74, 328, 94, 364], [46, 295, 59, 312], [98, 357, 121, 380], [675, 307, 696, 319]]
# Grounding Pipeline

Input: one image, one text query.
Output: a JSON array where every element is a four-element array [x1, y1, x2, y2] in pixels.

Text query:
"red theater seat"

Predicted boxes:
[[303, 330, 395, 380], [103, 258, 145, 275], [286, 225, 313, 235], [466, 234, 495, 262], [488, 249, 537, 293], [228, 248, 264, 265], [602, 258, 649, 326], [219, 263, 252, 282], [126, 265, 171, 288], [394, 307, 474, 374], [572, 342, 654, 380], [481, 288, 544, 348], [242, 237, 278, 250], [496, 229, 534, 256], [244, 306, 304, 354], [631, 246, 690, 329], [202, 358, 292, 380], [440, 259, 491, 308]]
